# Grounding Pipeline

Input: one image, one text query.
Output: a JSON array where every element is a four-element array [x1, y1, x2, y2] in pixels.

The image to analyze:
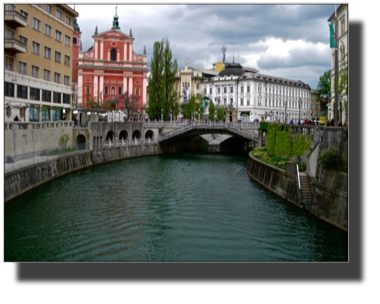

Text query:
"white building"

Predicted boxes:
[[201, 62, 311, 123]]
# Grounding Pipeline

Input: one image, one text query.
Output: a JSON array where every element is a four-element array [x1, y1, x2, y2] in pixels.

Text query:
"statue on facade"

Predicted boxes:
[[185, 58, 189, 69]]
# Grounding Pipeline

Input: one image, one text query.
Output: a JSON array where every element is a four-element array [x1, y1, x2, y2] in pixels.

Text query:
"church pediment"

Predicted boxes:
[[95, 29, 133, 40]]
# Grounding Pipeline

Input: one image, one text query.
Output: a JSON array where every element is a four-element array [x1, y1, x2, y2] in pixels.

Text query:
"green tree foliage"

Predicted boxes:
[[119, 91, 139, 119], [147, 38, 180, 121], [319, 147, 345, 167], [208, 100, 215, 122], [317, 69, 331, 112], [186, 94, 197, 119], [266, 123, 311, 158], [147, 41, 164, 120], [217, 107, 225, 121], [59, 129, 70, 149]]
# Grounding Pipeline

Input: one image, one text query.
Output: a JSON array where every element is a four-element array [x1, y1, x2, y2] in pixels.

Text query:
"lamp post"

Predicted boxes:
[[171, 109, 172, 121], [298, 99, 302, 125], [161, 108, 163, 122], [339, 94, 343, 123], [284, 101, 287, 124]]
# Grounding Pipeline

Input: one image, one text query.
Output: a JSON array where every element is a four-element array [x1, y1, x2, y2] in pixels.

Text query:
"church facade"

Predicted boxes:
[[75, 9, 148, 113]]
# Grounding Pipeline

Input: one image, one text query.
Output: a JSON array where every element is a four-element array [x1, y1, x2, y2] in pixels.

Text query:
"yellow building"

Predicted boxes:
[[309, 89, 321, 120], [4, 4, 78, 122]]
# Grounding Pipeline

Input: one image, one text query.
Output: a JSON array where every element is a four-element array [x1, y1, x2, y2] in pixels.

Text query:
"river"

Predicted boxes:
[[4, 151, 348, 261]]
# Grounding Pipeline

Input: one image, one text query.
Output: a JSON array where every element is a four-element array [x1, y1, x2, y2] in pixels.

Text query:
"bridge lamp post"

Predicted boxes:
[[298, 99, 302, 125], [171, 109, 172, 121], [161, 108, 163, 122]]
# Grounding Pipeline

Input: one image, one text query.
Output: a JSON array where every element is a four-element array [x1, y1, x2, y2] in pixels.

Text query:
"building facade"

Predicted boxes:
[[328, 4, 348, 124], [4, 4, 78, 122], [201, 63, 310, 122], [75, 10, 148, 114], [309, 89, 321, 120]]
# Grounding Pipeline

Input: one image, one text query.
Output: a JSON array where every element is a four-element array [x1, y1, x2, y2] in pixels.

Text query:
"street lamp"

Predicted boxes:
[[161, 108, 163, 121], [284, 101, 287, 124], [298, 99, 302, 125]]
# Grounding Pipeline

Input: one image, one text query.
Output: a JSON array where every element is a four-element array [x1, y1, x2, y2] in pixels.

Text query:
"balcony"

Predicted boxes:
[[4, 38, 27, 53], [4, 10, 28, 28]]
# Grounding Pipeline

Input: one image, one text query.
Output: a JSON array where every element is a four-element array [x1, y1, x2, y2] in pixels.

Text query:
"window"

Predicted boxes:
[[5, 82, 15, 97], [341, 18, 345, 35], [44, 47, 51, 59], [64, 75, 70, 86], [118, 87, 122, 95], [224, 87, 227, 94], [204, 88, 207, 95], [19, 35, 28, 50], [311, 104, 314, 109], [240, 99, 243, 106], [18, 61, 27, 75], [64, 55, 70, 66], [17, 85, 28, 99], [30, 87, 40, 100], [247, 86, 250, 93], [53, 92, 61, 103], [6, 106, 12, 118], [45, 4, 52, 14], [6, 4, 14, 11], [73, 37, 77, 44], [55, 30, 62, 42], [33, 17, 41, 31], [197, 83, 199, 90], [20, 108, 26, 119], [209, 88, 212, 94], [63, 94, 71, 104], [111, 48, 117, 61], [65, 35, 70, 46], [56, 9, 63, 20], [55, 51, 61, 63], [45, 24, 52, 36], [136, 87, 140, 96], [20, 9, 29, 24], [247, 99, 250, 106], [104, 87, 108, 95], [42, 109, 50, 121], [42, 90, 51, 102], [241, 86, 244, 93], [52, 109, 60, 121], [5, 57, 14, 71], [65, 16, 71, 26], [31, 66, 39, 78], [54, 73, 61, 84], [5, 28, 14, 39], [32, 41, 40, 55], [316, 104, 319, 110], [218, 87, 220, 94], [230, 98, 233, 106], [43, 69, 51, 81], [29, 108, 39, 121], [230, 87, 233, 93]]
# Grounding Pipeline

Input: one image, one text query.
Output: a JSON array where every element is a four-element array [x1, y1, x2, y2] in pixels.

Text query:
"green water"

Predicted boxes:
[[4, 152, 348, 261]]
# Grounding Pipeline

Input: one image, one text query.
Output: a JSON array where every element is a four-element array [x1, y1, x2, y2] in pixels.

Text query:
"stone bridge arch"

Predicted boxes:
[[132, 130, 141, 140], [145, 130, 155, 140], [119, 130, 128, 140]]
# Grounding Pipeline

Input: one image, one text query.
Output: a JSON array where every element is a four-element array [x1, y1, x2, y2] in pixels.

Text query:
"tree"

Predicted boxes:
[[59, 129, 70, 149], [208, 100, 215, 122], [217, 107, 225, 121], [186, 94, 197, 119], [147, 38, 179, 121], [147, 41, 164, 120], [317, 69, 331, 112], [119, 91, 139, 119]]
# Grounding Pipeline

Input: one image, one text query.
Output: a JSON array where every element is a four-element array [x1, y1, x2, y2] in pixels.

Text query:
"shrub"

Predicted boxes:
[[258, 121, 268, 131], [319, 148, 345, 167]]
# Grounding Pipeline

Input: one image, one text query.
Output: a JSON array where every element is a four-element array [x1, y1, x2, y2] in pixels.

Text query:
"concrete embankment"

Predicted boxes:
[[246, 153, 348, 232], [4, 144, 163, 203]]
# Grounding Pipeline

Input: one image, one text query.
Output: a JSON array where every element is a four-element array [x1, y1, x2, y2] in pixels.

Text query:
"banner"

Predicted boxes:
[[329, 23, 335, 48]]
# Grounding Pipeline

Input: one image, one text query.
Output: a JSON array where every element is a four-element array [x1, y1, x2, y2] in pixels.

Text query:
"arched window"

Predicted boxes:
[[111, 48, 117, 61], [73, 37, 77, 44]]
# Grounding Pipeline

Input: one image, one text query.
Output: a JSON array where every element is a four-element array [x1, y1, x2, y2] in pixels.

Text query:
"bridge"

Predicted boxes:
[[151, 121, 260, 143]]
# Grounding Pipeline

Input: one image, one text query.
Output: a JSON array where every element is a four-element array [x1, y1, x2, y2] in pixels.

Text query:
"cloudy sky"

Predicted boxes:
[[69, 3, 338, 89]]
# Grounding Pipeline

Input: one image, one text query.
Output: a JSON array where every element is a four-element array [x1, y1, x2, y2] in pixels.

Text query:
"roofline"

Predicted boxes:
[[328, 4, 345, 22], [61, 4, 79, 17], [77, 65, 149, 72]]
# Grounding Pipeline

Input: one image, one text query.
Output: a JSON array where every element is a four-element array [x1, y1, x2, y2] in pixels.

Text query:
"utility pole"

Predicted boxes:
[[334, 6, 339, 127]]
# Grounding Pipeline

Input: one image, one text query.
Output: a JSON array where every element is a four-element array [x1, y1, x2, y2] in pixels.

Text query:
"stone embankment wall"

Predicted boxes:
[[246, 153, 301, 207], [4, 144, 163, 202]]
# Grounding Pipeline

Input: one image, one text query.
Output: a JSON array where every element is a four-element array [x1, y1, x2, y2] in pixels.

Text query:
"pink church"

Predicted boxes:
[[75, 8, 148, 113]]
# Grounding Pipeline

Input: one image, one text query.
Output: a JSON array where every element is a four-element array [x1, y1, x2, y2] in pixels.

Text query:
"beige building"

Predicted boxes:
[[4, 4, 78, 122], [309, 89, 321, 120]]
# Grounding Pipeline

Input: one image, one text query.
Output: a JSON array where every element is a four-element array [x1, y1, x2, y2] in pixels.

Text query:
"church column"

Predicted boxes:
[[129, 43, 133, 62], [107, 47, 110, 61], [99, 75, 104, 103], [124, 42, 127, 61], [100, 41, 104, 60], [123, 76, 128, 93], [95, 40, 98, 59], [93, 75, 98, 101], [129, 77, 133, 94], [78, 73, 83, 107]]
